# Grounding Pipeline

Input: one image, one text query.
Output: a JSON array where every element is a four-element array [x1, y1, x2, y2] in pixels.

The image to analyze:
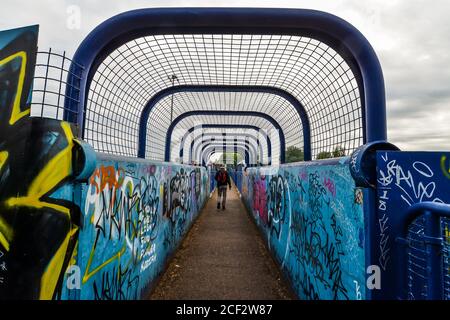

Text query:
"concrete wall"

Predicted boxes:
[[60, 154, 209, 299], [241, 160, 366, 300]]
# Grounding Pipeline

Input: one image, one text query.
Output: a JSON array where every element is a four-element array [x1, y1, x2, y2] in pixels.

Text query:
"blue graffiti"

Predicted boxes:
[[242, 163, 365, 300]]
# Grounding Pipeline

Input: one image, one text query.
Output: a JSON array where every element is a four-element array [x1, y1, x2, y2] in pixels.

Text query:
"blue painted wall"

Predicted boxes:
[[240, 160, 366, 300], [375, 151, 450, 299], [61, 154, 209, 300]]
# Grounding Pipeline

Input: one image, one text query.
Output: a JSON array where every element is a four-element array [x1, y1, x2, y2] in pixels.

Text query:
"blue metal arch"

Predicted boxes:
[[195, 138, 260, 166], [189, 134, 264, 165], [137, 85, 310, 160], [65, 7, 386, 159], [204, 149, 250, 167], [202, 143, 254, 166], [190, 134, 263, 165], [201, 143, 256, 166], [164, 110, 286, 163], [179, 124, 272, 163], [204, 149, 250, 168]]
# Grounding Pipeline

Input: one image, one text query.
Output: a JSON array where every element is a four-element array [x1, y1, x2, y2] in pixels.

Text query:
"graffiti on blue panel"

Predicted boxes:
[[0, 25, 81, 300], [375, 151, 450, 299], [61, 161, 208, 300], [242, 164, 365, 300]]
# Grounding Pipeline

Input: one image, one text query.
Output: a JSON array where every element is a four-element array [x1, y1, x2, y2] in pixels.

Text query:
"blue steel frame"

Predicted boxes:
[[204, 150, 250, 167], [396, 202, 450, 300], [191, 135, 262, 164], [64, 7, 387, 160], [64, 8, 388, 299], [164, 110, 286, 163], [202, 144, 253, 166], [179, 124, 272, 163], [137, 85, 310, 160], [203, 146, 251, 166], [190, 134, 264, 165], [197, 139, 259, 166], [192, 137, 260, 164]]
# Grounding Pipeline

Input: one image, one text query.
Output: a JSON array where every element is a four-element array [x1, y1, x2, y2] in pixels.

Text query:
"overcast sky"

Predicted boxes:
[[1, 0, 449, 152]]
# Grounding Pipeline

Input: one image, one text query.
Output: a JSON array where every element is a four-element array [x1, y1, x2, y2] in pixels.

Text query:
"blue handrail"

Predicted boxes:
[[396, 202, 450, 300]]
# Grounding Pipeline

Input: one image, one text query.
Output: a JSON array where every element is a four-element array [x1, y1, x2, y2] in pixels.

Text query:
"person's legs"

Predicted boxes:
[[217, 187, 223, 209], [221, 187, 227, 209]]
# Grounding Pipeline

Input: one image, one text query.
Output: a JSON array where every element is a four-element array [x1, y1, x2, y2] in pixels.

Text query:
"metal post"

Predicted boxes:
[[222, 132, 226, 165], [234, 136, 237, 166], [169, 75, 178, 123]]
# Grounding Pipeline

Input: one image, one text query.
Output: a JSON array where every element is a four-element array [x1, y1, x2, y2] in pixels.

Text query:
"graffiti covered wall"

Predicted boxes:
[[0, 24, 209, 300], [60, 155, 209, 300], [241, 160, 366, 300], [0, 25, 79, 300], [375, 151, 450, 299]]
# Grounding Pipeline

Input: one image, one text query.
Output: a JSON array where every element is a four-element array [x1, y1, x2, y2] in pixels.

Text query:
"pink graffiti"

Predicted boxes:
[[299, 171, 308, 181], [144, 165, 157, 176], [323, 177, 336, 197], [253, 178, 268, 225]]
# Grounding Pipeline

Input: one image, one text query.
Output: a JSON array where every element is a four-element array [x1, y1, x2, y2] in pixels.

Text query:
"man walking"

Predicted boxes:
[[215, 166, 232, 210]]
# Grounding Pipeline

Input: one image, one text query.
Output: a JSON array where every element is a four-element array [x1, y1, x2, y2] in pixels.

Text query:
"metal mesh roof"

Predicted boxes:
[[204, 148, 249, 165], [170, 115, 280, 164], [85, 33, 362, 161], [193, 138, 261, 165], [178, 128, 269, 164], [202, 144, 254, 165], [148, 91, 298, 159]]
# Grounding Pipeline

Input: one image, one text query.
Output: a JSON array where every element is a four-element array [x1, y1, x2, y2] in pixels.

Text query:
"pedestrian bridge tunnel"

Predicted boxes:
[[1, 8, 449, 301]]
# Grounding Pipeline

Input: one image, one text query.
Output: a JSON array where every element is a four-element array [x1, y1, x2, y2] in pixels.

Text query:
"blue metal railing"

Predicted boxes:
[[235, 170, 243, 193], [209, 169, 217, 194], [228, 170, 243, 193], [396, 202, 450, 300]]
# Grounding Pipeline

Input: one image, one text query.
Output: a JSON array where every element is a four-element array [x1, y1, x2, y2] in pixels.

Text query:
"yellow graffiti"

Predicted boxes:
[[0, 151, 8, 172], [38, 226, 79, 300], [0, 216, 12, 252], [446, 225, 450, 244], [6, 122, 74, 216], [0, 51, 30, 125], [4, 122, 75, 299], [0, 152, 11, 250], [441, 156, 450, 179], [68, 239, 78, 268], [39, 230, 71, 299], [82, 243, 127, 284]]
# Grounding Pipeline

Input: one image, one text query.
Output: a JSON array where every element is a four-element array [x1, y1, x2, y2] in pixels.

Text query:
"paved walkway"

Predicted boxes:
[[149, 184, 294, 300]]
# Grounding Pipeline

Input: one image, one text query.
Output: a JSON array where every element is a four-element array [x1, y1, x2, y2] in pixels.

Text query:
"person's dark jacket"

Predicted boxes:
[[215, 170, 231, 188]]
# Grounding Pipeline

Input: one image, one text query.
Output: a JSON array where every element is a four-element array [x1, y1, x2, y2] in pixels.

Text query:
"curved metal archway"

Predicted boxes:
[[138, 85, 310, 160], [190, 134, 264, 165], [178, 124, 272, 163], [164, 110, 285, 163], [202, 141, 257, 160], [195, 139, 260, 166], [204, 149, 250, 167], [190, 134, 263, 165], [202, 143, 255, 166], [65, 8, 386, 163]]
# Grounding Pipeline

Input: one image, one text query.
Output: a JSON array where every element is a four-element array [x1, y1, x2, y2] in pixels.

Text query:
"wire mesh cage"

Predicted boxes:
[[406, 216, 428, 300], [85, 34, 363, 161], [31, 49, 84, 122], [442, 217, 450, 299], [406, 215, 450, 300]]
